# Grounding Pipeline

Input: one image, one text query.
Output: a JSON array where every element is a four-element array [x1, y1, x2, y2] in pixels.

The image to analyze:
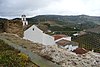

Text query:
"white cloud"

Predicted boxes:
[[0, 0, 57, 17], [0, 0, 100, 18], [29, 0, 100, 16]]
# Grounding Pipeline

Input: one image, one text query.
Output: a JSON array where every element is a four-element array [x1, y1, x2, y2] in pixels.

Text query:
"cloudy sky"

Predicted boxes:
[[0, 0, 100, 18]]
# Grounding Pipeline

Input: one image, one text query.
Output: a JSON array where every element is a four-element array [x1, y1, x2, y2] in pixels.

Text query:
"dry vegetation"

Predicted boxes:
[[0, 39, 38, 67], [0, 33, 44, 54]]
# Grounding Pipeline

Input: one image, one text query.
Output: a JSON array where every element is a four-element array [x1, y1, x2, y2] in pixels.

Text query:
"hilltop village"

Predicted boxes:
[[0, 15, 100, 67], [0, 15, 79, 51]]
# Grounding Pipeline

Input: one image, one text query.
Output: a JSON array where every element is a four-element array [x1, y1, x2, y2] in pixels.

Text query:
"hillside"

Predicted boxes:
[[0, 18, 8, 21], [73, 33, 100, 52], [0, 33, 61, 67], [0, 33, 100, 67], [0, 18, 8, 32], [0, 39, 38, 67], [28, 15, 97, 23], [86, 26, 100, 33], [27, 15, 99, 29], [0, 15, 100, 30], [0, 15, 100, 67]]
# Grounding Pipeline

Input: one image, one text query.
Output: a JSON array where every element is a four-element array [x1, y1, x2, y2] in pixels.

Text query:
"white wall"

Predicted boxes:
[[55, 37, 71, 42], [23, 25, 55, 45], [22, 21, 28, 26], [64, 45, 78, 51], [43, 34, 55, 45], [21, 15, 28, 26]]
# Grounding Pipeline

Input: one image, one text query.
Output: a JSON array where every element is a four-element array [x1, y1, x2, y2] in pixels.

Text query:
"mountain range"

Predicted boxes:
[[27, 15, 100, 29], [27, 15, 100, 24], [0, 15, 100, 30]]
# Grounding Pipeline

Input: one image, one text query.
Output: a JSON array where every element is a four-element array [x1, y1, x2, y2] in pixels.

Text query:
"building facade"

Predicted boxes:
[[23, 25, 55, 45], [21, 15, 28, 26]]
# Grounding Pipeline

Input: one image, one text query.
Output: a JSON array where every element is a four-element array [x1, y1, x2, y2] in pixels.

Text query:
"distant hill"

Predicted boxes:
[[0, 15, 100, 29], [73, 33, 100, 52], [27, 15, 100, 24], [0, 18, 8, 21], [27, 15, 100, 29]]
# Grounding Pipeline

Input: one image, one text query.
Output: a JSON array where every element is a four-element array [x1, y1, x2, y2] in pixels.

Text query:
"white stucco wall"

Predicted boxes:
[[22, 21, 28, 26], [64, 45, 78, 51], [43, 34, 55, 45], [55, 37, 71, 42], [23, 25, 55, 45], [73, 33, 79, 36]]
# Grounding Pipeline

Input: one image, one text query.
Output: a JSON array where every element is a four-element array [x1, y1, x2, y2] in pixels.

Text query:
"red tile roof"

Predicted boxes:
[[73, 48, 88, 54], [56, 39, 70, 46], [53, 34, 67, 40], [56, 39, 78, 47]]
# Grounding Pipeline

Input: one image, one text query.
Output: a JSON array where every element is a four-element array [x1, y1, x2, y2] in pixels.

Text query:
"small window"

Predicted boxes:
[[33, 28, 34, 31]]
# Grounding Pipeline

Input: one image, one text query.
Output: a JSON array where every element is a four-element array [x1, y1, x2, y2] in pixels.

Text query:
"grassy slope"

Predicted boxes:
[[0, 39, 38, 67]]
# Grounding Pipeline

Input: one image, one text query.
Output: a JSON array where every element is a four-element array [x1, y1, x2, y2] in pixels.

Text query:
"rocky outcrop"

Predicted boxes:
[[40, 45, 100, 67], [4, 20, 23, 37], [0, 33, 99, 67], [0, 19, 7, 33]]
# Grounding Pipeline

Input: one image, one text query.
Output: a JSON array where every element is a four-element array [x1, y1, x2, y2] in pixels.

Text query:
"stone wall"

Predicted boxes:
[[4, 20, 23, 37]]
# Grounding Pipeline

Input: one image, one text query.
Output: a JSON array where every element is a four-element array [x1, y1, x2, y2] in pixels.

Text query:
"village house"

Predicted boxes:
[[73, 48, 88, 54], [73, 31, 87, 36], [53, 34, 78, 51], [56, 39, 78, 51], [53, 34, 71, 42], [22, 15, 55, 45], [23, 25, 55, 45]]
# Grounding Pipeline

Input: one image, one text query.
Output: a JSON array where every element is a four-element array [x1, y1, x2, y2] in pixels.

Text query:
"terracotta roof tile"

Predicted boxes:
[[73, 48, 88, 54], [56, 39, 70, 46], [53, 34, 67, 40], [56, 39, 78, 47]]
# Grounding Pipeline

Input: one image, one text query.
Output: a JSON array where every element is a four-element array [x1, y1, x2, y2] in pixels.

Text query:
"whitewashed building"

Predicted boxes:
[[21, 15, 28, 26], [64, 45, 78, 51], [23, 25, 55, 45]]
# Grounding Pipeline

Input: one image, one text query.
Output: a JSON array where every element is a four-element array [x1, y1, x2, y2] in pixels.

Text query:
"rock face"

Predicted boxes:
[[0, 22, 4, 32], [40, 45, 100, 67], [0, 33, 99, 67], [4, 20, 23, 37]]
